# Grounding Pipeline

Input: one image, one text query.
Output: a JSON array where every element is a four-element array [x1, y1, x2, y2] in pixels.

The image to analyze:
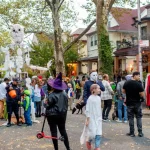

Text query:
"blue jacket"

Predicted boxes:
[[83, 80, 105, 104]]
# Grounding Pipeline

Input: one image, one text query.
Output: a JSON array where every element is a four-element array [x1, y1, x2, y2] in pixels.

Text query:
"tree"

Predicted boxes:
[[30, 41, 54, 67], [82, 0, 142, 75], [0, 0, 79, 75]]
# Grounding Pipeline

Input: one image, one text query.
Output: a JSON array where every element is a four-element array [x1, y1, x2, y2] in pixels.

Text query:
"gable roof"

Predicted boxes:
[[109, 8, 136, 32], [71, 27, 96, 41], [86, 6, 148, 35]]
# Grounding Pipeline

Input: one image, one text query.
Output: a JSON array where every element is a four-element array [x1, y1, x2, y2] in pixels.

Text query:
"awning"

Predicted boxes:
[[29, 65, 48, 71], [79, 56, 98, 61], [114, 46, 138, 56]]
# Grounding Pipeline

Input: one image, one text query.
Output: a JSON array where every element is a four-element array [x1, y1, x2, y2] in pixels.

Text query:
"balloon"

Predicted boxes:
[[25, 78, 31, 84]]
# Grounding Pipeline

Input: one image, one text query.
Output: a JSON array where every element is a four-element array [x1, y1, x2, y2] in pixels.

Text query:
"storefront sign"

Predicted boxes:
[[139, 40, 149, 47]]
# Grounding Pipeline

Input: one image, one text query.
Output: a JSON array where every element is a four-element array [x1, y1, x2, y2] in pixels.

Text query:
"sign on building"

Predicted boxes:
[[139, 40, 149, 47]]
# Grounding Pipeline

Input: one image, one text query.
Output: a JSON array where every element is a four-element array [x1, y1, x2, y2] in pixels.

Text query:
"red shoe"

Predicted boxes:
[[86, 142, 92, 150], [94, 148, 100, 150]]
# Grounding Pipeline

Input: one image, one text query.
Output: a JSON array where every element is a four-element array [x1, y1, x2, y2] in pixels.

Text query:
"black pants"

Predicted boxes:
[[102, 99, 112, 119], [35, 101, 41, 116], [7, 102, 19, 124], [76, 89, 81, 99], [47, 114, 70, 150], [127, 103, 142, 134]]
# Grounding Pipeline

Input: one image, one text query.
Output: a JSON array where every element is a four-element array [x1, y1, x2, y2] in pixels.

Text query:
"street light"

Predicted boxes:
[[137, 0, 143, 82]]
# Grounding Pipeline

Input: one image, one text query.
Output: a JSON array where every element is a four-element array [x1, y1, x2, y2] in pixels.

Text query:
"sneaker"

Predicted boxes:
[[116, 120, 122, 123], [17, 123, 22, 126], [126, 133, 135, 137], [103, 119, 107, 122], [7, 123, 11, 127], [124, 121, 128, 123], [138, 132, 144, 137]]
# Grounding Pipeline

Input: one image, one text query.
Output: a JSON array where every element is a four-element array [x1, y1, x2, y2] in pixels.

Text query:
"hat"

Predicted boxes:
[[48, 72, 67, 90], [13, 78, 19, 82], [24, 90, 30, 96]]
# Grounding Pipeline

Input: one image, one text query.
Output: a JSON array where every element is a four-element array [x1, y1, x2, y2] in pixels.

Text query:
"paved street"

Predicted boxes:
[[0, 111, 150, 150]]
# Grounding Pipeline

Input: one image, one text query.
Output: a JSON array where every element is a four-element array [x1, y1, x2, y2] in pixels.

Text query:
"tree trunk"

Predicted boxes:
[[52, 11, 65, 75], [96, 0, 110, 72]]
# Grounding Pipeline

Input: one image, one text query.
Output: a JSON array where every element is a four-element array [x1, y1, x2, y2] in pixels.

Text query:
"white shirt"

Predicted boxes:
[[101, 80, 113, 100], [34, 84, 41, 97], [0, 82, 7, 100], [86, 95, 102, 137]]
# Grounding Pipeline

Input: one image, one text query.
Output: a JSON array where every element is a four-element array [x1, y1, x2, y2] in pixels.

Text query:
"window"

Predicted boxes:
[[91, 35, 98, 46], [91, 36, 94, 46], [94, 35, 97, 45], [141, 26, 147, 40]]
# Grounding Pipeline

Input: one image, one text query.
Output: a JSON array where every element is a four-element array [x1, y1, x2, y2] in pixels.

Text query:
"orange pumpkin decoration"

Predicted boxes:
[[9, 90, 17, 98]]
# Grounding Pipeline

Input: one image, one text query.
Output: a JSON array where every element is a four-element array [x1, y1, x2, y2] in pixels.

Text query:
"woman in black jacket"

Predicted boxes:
[[46, 72, 71, 150]]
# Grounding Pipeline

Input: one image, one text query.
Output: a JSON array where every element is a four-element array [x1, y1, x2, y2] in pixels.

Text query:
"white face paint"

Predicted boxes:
[[90, 72, 98, 82], [11, 24, 24, 44]]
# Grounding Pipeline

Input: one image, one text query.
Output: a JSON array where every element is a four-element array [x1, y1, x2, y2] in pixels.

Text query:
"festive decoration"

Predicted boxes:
[[0, 24, 31, 78]]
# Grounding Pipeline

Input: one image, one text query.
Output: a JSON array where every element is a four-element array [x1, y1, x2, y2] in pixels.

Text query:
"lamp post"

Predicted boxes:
[[138, 0, 143, 81]]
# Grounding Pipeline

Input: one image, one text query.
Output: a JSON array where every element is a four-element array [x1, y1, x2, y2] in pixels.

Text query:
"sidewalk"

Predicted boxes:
[[143, 108, 150, 116]]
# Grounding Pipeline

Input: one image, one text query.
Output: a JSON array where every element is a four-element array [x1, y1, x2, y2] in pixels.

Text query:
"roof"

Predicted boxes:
[[114, 46, 138, 56], [109, 8, 137, 32], [114, 45, 150, 56], [71, 28, 86, 35], [71, 27, 96, 40], [79, 56, 98, 61], [86, 6, 148, 35]]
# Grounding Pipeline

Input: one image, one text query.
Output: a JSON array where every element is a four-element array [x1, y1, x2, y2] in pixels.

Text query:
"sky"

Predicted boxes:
[[71, 0, 88, 31]]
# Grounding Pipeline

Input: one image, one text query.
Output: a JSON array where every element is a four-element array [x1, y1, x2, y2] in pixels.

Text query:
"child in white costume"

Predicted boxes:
[[82, 84, 102, 150]]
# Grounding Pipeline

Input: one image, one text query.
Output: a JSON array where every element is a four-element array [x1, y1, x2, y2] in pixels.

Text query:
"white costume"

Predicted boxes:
[[25, 78, 39, 123], [80, 95, 102, 145], [86, 95, 102, 138]]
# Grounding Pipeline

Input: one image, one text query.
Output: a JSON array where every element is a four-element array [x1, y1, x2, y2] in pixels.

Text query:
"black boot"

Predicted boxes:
[[126, 133, 135, 137], [7, 123, 11, 127], [138, 131, 144, 137]]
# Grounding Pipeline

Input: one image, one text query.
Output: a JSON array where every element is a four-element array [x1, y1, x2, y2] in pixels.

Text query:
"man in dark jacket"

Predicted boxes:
[[83, 70, 105, 104], [6, 78, 21, 127]]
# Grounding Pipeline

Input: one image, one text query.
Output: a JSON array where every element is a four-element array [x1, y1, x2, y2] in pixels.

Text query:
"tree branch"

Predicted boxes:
[[108, 0, 116, 14], [45, 0, 53, 10], [40, 1, 49, 13], [64, 19, 96, 53], [92, 0, 97, 5], [25, 30, 53, 40], [58, 0, 64, 11]]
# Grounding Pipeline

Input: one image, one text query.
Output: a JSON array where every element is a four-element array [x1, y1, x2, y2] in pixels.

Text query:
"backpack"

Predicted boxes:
[[76, 81, 81, 89]]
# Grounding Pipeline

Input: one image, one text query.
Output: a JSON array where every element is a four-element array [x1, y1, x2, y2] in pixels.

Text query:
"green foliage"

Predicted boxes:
[[30, 40, 54, 67], [0, 0, 78, 34], [99, 27, 113, 76], [0, 32, 11, 47]]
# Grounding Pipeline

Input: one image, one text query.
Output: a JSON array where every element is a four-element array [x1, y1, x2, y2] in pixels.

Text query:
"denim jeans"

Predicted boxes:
[[24, 106, 32, 125], [118, 100, 127, 121], [127, 103, 142, 134], [89, 135, 101, 148]]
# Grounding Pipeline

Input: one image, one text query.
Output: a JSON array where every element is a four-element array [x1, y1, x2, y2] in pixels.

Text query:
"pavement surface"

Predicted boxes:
[[0, 110, 150, 150]]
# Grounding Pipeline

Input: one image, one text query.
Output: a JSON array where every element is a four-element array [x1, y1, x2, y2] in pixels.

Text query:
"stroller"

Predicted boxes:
[[112, 92, 124, 120], [110, 82, 124, 120]]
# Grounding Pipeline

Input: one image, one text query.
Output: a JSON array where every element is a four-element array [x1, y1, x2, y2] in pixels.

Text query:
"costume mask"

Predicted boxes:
[[11, 24, 24, 44], [90, 71, 98, 82]]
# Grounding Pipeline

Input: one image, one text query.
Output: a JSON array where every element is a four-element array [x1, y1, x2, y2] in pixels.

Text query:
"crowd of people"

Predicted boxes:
[[0, 70, 145, 150]]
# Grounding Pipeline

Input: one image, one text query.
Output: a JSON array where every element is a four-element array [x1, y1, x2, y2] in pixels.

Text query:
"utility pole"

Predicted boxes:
[[138, 0, 143, 81]]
